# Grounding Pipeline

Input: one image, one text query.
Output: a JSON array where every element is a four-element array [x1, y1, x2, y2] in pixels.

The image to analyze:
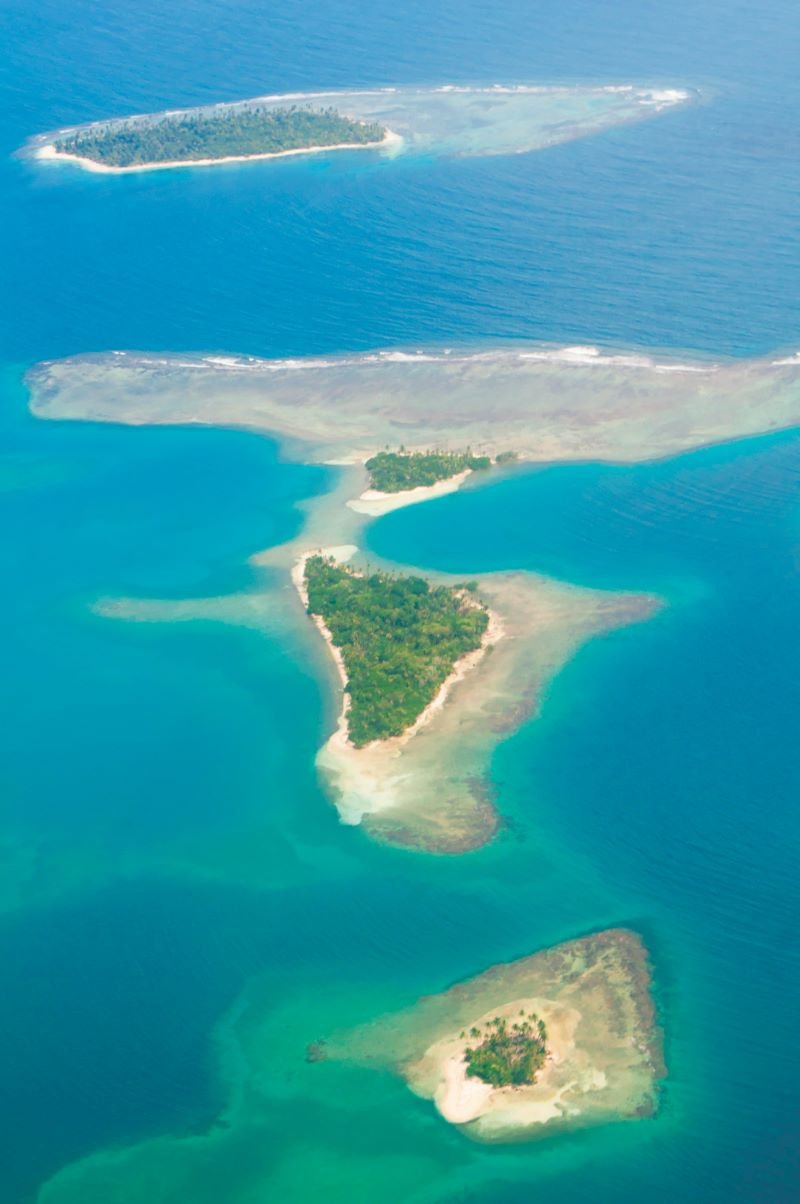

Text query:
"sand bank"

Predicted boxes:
[[33, 129, 401, 174], [325, 928, 663, 1141], [346, 470, 472, 516]]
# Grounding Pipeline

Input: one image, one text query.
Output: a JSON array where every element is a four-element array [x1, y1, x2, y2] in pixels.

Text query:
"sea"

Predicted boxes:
[[1, 1, 799, 1201]]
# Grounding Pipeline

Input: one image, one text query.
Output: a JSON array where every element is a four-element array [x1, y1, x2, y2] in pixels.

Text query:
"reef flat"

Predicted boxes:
[[28, 344, 800, 465], [25, 83, 690, 172], [324, 928, 663, 1141]]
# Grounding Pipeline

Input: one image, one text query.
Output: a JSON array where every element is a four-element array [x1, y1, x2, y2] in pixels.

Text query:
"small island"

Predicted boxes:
[[43, 105, 387, 171], [321, 928, 664, 1142], [303, 554, 489, 747], [365, 449, 492, 493], [464, 1011, 548, 1087]]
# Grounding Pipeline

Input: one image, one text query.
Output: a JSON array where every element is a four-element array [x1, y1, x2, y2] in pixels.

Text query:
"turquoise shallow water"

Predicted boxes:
[[1, 0, 800, 1200], [369, 432, 800, 1199]]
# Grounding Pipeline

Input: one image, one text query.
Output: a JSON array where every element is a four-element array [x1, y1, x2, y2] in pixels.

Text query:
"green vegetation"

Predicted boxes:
[[304, 556, 489, 747], [464, 1012, 548, 1088], [365, 449, 491, 493], [54, 105, 385, 168]]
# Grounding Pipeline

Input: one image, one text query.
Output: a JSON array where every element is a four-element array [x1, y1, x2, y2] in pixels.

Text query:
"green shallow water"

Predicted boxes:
[[10, 424, 796, 1203]]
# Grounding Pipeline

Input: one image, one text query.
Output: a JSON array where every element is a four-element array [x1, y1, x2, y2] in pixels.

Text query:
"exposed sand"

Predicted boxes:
[[291, 545, 356, 699], [430, 997, 582, 1124], [33, 128, 401, 174], [325, 928, 663, 1141], [346, 470, 473, 516]]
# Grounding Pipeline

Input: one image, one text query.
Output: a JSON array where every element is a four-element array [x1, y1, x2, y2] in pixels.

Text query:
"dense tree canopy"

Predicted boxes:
[[55, 106, 385, 167], [304, 556, 489, 746], [464, 1012, 548, 1087], [365, 449, 492, 493]]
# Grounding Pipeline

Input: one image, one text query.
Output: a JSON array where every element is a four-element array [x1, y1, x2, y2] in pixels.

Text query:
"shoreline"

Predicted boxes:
[[346, 469, 473, 516], [430, 996, 580, 1125], [25, 81, 692, 180], [328, 928, 663, 1141], [33, 128, 402, 174], [308, 562, 659, 849], [291, 545, 504, 755]]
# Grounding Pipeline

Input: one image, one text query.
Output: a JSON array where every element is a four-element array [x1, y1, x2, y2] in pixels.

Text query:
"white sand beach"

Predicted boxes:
[[34, 128, 401, 174], [346, 470, 472, 516]]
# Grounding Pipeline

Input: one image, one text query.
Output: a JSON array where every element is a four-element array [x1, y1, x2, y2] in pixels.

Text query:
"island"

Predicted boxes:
[[365, 449, 491, 493], [40, 105, 387, 172], [26, 83, 691, 174], [320, 928, 664, 1142], [302, 554, 489, 746], [463, 1010, 548, 1087]]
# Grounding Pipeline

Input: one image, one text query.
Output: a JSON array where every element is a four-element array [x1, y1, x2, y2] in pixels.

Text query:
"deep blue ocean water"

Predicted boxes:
[[1, 1, 799, 1201]]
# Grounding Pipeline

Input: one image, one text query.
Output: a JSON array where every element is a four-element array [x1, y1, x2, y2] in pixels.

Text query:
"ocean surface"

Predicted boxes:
[[1, 1, 799, 1201]]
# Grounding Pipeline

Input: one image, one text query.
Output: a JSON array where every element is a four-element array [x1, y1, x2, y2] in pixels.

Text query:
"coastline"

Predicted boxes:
[[326, 928, 663, 1141], [85, 457, 661, 856], [291, 544, 504, 754], [33, 128, 402, 174], [346, 470, 472, 516], [290, 545, 354, 704], [24, 82, 692, 180], [312, 565, 659, 851]]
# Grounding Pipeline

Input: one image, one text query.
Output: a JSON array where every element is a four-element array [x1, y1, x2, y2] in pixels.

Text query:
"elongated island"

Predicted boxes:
[[26, 82, 691, 174], [35, 104, 389, 173], [320, 928, 664, 1142]]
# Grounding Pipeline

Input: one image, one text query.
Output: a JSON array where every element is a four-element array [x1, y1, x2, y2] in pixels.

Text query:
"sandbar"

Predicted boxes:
[[346, 469, 472, 516]]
